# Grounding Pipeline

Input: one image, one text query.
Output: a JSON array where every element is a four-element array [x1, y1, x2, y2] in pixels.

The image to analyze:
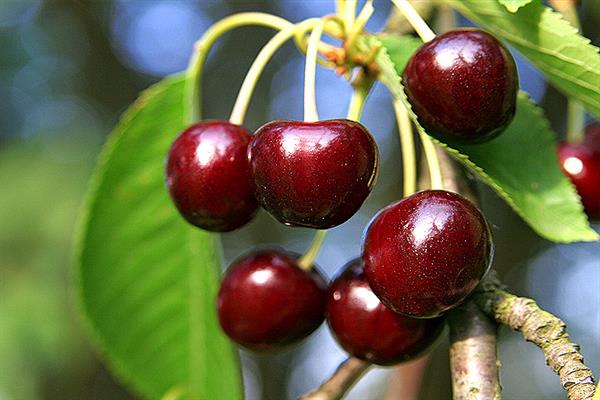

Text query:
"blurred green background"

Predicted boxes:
[[1, 1, 599, 399]]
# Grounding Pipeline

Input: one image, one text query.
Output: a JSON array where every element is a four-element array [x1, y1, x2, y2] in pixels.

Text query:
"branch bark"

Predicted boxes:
[[298, 357, 370, 400], [448, 301, 502, 400], [474, 273, 597, 400]]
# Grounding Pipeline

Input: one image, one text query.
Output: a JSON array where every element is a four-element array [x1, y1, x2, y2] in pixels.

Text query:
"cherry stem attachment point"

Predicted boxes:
[[298, 229, 328, 271], [304, 21, 326, 123], [184, 12, 293, 125], [391, 0, 436, 42], [229, 18, 322, 126], [394, 100, 417, 197]]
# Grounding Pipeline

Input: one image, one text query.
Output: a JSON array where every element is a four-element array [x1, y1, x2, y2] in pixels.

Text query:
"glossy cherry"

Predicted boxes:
[[557, 140, 600, 220], [166, 120, 257, 232], [327, 259, 444, 366], [216, 248, 327, 351], [248, 119, 379, 228], [403, 29, 518, 143], [363, 190, 493, 318]]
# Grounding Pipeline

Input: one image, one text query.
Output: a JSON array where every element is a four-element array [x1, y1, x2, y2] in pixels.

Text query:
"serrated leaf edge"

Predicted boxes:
[[373, 38, 599, 243]]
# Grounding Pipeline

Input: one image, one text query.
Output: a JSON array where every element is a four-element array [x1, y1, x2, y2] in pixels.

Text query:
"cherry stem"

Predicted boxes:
[[347, 74, 374, 121], [299, 50, 374, 272], [304, 21, 326, 123], [391, 0, 436, 42], [229, 18, 322, 126], [420, 131, 444, 190], [184, 12, 293, 125], [345, 0, 374, 51], [336, 0, 357, 34], [297, 230, 328, 271], [548, 0, 586, 144], [394, 100, 417, 197], [390, 0, 444, 190], [567, 99, 585, 144], [298, 357, 370, 400]]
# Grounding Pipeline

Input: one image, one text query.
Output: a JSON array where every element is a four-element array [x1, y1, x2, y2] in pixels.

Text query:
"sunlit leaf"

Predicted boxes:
[[75, 75, 242, 399], [374, 34, 598, 243]]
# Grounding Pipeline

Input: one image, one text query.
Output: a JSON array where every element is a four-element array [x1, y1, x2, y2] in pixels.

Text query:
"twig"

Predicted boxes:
[[425, 150, 501, 400], [449, 301, 502, 400], [474, 273, 597, 400], [298, 358, 370, 400]]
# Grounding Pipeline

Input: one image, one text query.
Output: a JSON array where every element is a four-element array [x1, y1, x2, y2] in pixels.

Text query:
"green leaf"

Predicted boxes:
[[75, 75, 242, 399], [374, 34, 598, 243], [497, 0, 533, 13], [446, 0, 600, 118], [377, 34, 422, 73]]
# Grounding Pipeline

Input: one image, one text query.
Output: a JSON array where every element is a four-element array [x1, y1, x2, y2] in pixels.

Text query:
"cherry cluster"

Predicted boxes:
[[165, 29, 516, 366]]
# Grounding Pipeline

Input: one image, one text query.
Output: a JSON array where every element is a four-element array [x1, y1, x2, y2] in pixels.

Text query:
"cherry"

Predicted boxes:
[[402, 29, 518, 144], [327, 259, 444, 366], [363, 190, 493, 318], [216, 248, 327, 351], [557, 141, 600, 220], [583, 122, 600, 153], [166, 120, 257, 232], [248, 119, 379, 228]]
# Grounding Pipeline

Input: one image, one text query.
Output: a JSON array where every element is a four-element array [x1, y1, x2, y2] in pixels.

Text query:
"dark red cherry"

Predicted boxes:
[[557, 141, 600, 220], [166, 120, 258, 232], [402, 29, 518, 143], [216, 248, 327, 351], [248, 119, 379, 228], [583, 122, 600, 153], [327, 259, 444, 366], [363, 190, 493, 318]]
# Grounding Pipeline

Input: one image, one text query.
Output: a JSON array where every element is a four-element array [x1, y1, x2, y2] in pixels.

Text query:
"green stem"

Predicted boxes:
[[391, 0, 436, 42], [420, 130, 444, 190], [298, 230, 328, 271], [229, 18, 322, 126], [304, 21, 326, 123], [184, 12, 293, 125], [347, 75, 374, 121], [549, 0, 586, 144], [567, 99, 585, 144], [394, 100, 417, 197], [345, 0, 374, 51], [298, 76, 373, 271], [390, 0, 444, 191]]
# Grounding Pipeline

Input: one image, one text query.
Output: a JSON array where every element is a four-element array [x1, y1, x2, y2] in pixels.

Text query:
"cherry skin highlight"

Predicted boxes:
[[327, 259, 444, 366], [166, 120, 257, 232], [248, 119, 379, 229], [216, 248, 327, 351], [363, 190, 493, 318], [402, 29, 518, 143], [557, 141, 600, 220]]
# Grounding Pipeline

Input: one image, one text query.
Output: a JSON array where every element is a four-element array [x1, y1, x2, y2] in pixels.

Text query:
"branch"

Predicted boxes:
[[420, 143, 503, 400], [448, 301, 502, 400], [298, 357, 370, 400], [474, 273, 597, 400]]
